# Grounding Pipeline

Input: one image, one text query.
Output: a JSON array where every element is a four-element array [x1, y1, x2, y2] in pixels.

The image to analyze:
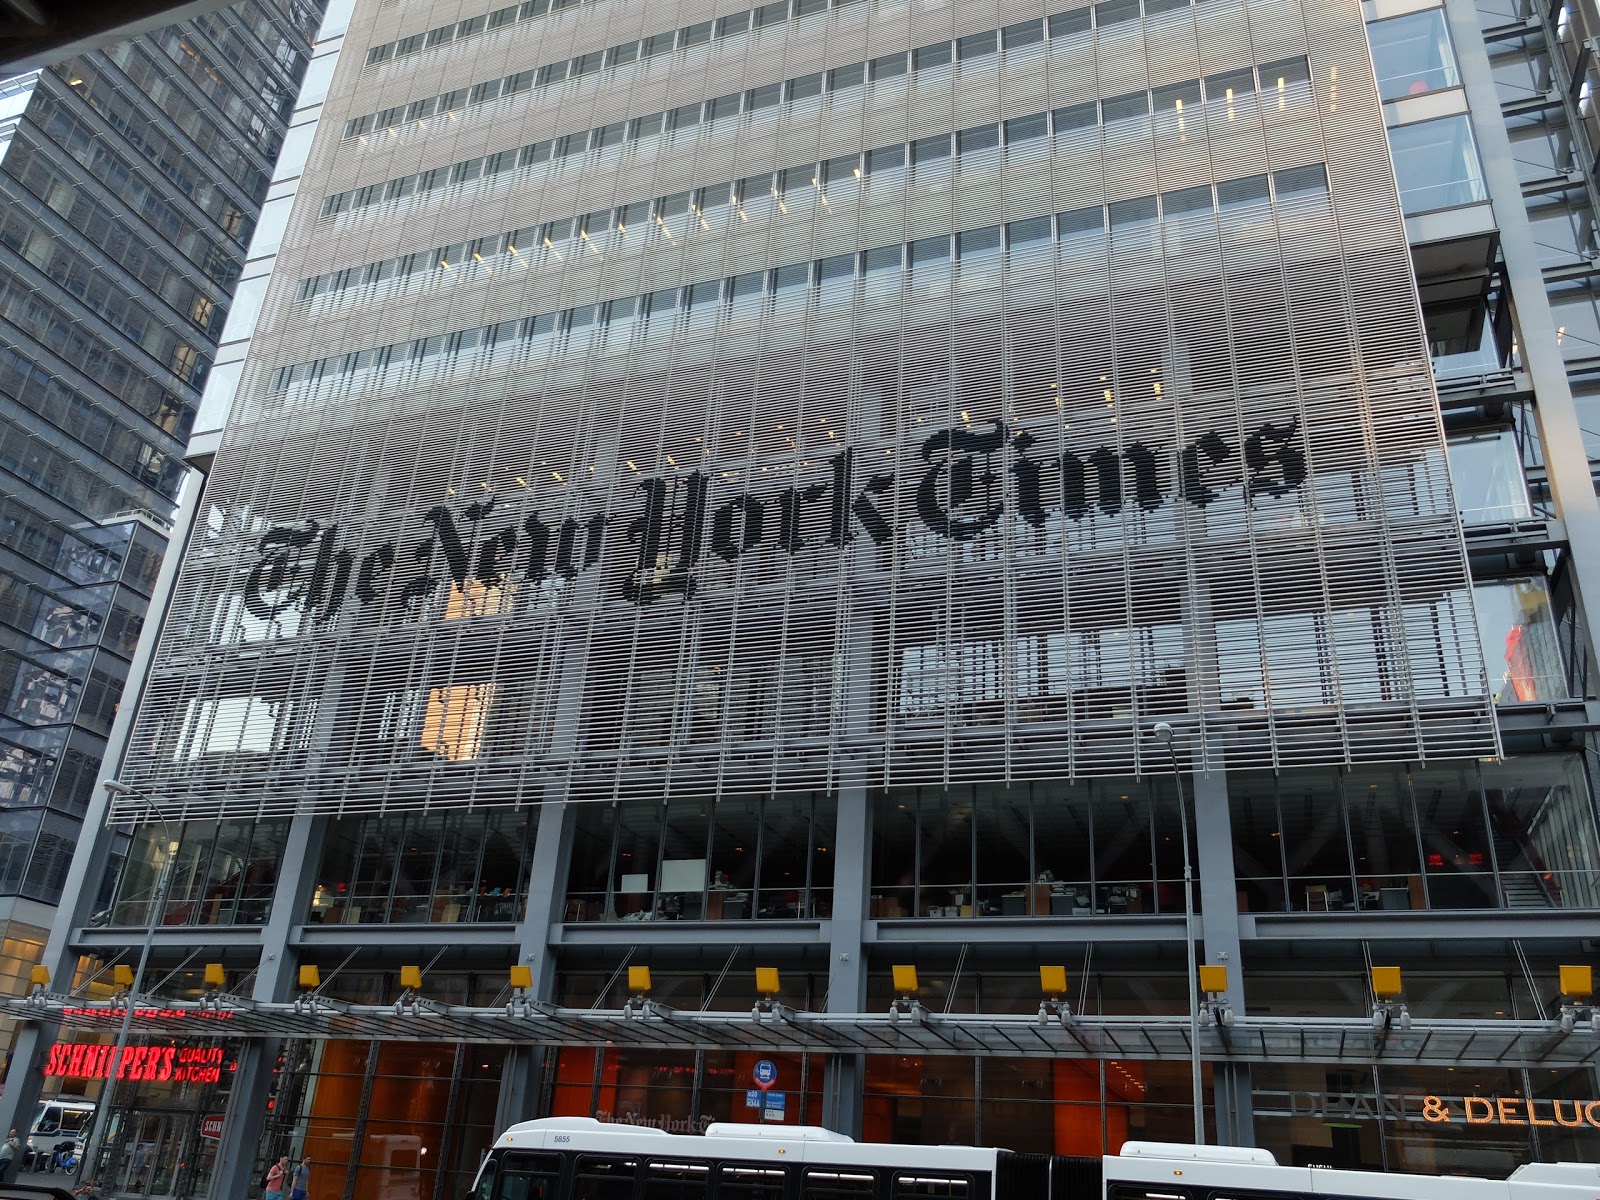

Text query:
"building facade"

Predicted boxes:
[[0, 0, 324, 1037], [5, 0, 1600, 1194]]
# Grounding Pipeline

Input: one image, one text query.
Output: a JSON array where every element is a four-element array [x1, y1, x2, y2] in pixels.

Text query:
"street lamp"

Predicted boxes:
[[1152, 722, 1204, 1145], [77, 779, 180, 1186]]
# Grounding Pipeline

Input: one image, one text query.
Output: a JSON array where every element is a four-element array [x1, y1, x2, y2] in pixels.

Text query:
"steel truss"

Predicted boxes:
[[7, 995, 1599, 1069]]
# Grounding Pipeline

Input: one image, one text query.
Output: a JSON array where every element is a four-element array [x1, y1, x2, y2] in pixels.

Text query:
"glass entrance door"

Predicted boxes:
[[111, 1109, 187, 1198]]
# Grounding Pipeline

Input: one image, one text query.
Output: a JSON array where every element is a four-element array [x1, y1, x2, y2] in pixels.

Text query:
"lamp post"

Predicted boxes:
[[1153, 722, 1204, 1145], [77, 779, 179, 1187]]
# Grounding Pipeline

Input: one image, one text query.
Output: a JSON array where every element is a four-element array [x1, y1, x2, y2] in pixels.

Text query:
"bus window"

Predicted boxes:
[[574, 1155, 636, 1200], [1114, 1189, 1193, 1200], [33, 1105, 61, 1134], [719, 1164, 786, 1198], [894, 1175, 970, 1198], [498, 1153, 561, 1200], [646, 1159, 709, 1198], [472, 1160, 497, 1200], [803, 1169, 878, 1198]]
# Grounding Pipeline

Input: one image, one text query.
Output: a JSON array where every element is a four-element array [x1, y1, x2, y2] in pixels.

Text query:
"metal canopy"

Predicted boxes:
[[6, 995, 1600, 1070]]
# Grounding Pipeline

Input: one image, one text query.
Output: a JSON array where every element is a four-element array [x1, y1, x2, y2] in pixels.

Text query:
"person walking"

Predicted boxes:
[[0, 1128, 21, 1183], [289, 1155, 310, 1200], [264, 1154, 289, 1200]]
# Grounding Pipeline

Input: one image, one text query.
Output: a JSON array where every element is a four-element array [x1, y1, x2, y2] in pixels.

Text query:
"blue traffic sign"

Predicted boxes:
[[753, 1059, 778, 1088], [766, 1091, 787, 1110]]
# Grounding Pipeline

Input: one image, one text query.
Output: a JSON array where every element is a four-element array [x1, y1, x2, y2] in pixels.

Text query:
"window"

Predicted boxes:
[[679, 20, 713, 46], [647, 1162, 709, 1200], [747, 82, 782, 111], [1216, 173, 1270, 209], [789, 72, 825, 100], [829, 63, 865, 91], [957, 123, 999, 156], [575, 1156, 636, 1200], [1273, 163, 1328, 198], [914, 41, 953, 69], [804, 1170, 877, 1198], [1096, 0, 1142, 23], [1389, 114, 1486, 211], [1448, 430, 1531, 524], [956, 30, 997, 59], [1162, 185, 1213, 217], [1058, 205, 1106, 238], [1101, 91, 1149, 123], [720, 1166, 787, 1199], [1004, 112, 1048, 146], [1007, 214, 1053, 248], [912, 134, 952, 169], [894, 1176, 971, 1198], [1053, 101, 1099, 134], [1048, 9, 1091, 35], [1002, 18, 1045, 47], [870, 53, 908, 80], [865, 144, 905, 177], [1369, 8, 1459, 100]]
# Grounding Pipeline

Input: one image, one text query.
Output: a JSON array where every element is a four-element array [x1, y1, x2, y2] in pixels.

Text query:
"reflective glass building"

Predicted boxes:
[[7, 0, 1600, 1193], [0, 0, 323, 1028]]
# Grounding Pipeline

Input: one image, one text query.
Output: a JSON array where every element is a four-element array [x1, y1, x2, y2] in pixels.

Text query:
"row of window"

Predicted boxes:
[[283, 165, 1325, 393], [323, 51, 1311, 219], [97, 41, 274, 196], [347, 0, 1221, 140], [365, 0, 592, 66], [482, 1153, 975, 1200], [28, 85, 253, 252], [5, 127, 242, 292]]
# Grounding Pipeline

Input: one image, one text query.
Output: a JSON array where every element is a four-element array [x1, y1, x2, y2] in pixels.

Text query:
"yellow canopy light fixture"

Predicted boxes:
[[1556, 965, 1598, 1033], [1039, 966, 1071, 1026], [29, 965, 49, 988], [112, 964, 135, 991], [509, 964, 533, 991], [203, 963, 226, 989], [755, 967, 780, 997], [1198, 964, 1235, 1027], [890, 965, 925, 1024], [298, 964, 321, 990], [1369, 966, 1409, 1031], [400, 965, 423, 990]]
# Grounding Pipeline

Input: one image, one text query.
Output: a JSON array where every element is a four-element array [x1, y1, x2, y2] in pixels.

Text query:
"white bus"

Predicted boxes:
[[468, 1118, 1600, 1200]]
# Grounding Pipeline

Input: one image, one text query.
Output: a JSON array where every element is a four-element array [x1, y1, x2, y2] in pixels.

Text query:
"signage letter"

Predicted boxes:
[[711, 497, 765, 562], [1179, 431, 1234, 507], [1463, 1096, 1494, 1124], [1244, 419, 1307, 501], [1528, 1099, 1555, 1127], [1496, 1097, 1525, 1125], [243, 526, 318, 620], [1553, 1099, 1585, 1127]]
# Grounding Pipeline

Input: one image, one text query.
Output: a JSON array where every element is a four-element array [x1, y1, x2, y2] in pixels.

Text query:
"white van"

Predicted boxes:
[[26, 1099, 95, 1171]]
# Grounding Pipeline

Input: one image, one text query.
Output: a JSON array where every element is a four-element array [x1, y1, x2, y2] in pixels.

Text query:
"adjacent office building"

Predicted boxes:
[[7, 0, 1600, 1192], [0, 0, 324, 1053]]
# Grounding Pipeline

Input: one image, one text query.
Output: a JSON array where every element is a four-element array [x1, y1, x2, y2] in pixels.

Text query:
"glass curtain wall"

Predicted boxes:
[[310, 809, 535, 924], [564, 792, 835, 921], [869, 780, 1185, 918], [109, 816, 288, 925], [1229, 757, 1599, 911]]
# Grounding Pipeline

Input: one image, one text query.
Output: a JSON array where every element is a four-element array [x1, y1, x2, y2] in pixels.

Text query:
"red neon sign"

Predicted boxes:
[[59, 1006, 234, 1022], [43, 1043, 228, 1084]]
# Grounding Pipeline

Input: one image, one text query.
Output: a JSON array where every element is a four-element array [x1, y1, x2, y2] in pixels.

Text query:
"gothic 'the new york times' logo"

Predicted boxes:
[[241, 418, 1305, 625]]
